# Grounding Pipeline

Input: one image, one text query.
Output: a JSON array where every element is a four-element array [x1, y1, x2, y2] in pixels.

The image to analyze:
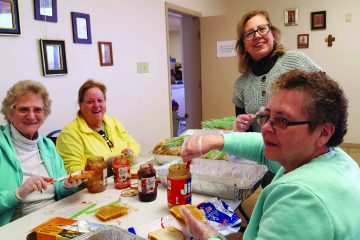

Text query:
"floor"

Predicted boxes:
[[226, 187, 262, 240]]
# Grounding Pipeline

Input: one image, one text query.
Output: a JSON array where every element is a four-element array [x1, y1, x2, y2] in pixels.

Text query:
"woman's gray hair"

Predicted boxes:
[[1, 80, 52, 122]]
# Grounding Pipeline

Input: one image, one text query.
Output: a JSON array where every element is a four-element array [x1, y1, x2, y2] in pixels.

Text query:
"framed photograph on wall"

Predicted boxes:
[[297, 34, 309, 48], [71, 12, 92, 44], [39, 39, 68, 76], [0, 0, 21, 35], [311, 11, 326, 30], [34, 0, 57, 22], [98, 41, 113, 66], [284, 8, 298, 26]]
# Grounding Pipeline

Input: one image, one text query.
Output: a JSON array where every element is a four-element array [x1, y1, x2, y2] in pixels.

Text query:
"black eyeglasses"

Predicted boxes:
[[98, 130, 113, 148], [243, 24, 271, 41], [257, 115, 311, 130]]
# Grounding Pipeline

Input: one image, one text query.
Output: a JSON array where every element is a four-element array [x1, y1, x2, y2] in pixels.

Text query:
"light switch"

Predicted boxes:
[[346, 13, 352, 22], [137, 62, 149, 73]]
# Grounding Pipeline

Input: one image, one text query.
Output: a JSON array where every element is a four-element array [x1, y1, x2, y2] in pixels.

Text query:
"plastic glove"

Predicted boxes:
[[121, 148, 136, 164], [16, 176, 50, 199], [180, 135, 224, 163], [233, 113, 255, 132], [63, 177, 82, 189], [181, 207, 220, 240]]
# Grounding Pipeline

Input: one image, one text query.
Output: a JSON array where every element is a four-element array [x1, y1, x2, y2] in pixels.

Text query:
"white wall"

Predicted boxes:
[[226, 0, 360, 143], [0, 0, 228, 156]]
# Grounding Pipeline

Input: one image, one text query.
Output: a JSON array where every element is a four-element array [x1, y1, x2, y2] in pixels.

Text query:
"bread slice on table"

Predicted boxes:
[[148, 227, 185, 240], [170, 204, 206, 225], [95, 204, 128, 221]]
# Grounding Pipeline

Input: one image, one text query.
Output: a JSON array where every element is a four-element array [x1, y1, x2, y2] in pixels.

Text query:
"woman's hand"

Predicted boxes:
[[233, 113, 255, 132], [180, 135, 224, 163], [181, 207, 220, 240], [16, 176, 50, 199], [63, 177, 82, 188]]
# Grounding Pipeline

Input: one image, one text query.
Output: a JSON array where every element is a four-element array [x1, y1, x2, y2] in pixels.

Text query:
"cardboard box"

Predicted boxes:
[[27, 217, 102, 240]]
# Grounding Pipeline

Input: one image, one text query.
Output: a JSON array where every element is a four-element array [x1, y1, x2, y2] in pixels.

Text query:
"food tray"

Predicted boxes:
[[153, 153, 180, 165], [157, 158, 267, 200], [75, 225, 145, 240]]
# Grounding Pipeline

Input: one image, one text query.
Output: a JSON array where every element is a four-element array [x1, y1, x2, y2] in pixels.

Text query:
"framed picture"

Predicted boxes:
[[311, 11, 326, 30], [297, 34, 309, 49], [0, 0, 21, 35], [39, 39, 68, 76], [98, 42, 113, 66], [284, 8, 298, 26], [34, 0, 57, 22], [71, 12, 92, 44]]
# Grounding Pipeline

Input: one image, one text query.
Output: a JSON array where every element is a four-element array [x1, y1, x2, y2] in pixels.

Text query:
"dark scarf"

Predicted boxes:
[[251, 51, 279, 76]]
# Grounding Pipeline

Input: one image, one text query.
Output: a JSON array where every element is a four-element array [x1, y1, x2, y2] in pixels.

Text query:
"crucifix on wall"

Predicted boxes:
[[325, 34, 335, 47]]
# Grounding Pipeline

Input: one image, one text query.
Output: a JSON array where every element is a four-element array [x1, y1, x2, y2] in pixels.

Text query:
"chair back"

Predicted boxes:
[[46, 130, 61, 144]]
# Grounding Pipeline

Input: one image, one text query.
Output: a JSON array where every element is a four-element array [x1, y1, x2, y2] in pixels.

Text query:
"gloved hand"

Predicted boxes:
[[121, 148, 136, 164], [16, 176, 50, 199], [233, 113, 255, 132], [181, 207, 220, 240], [63, 177, 82, 189], [233, 107, 266, 132], [180, 135, 224, 163]]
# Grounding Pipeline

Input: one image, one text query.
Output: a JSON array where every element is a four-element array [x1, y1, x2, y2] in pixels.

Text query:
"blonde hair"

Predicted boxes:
[[1, 80, 51, 122], [235, 10, 285, 73]]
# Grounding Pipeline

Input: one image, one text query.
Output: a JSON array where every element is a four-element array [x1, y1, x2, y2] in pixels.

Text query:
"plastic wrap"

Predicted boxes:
[[157, 158, 267, 200]]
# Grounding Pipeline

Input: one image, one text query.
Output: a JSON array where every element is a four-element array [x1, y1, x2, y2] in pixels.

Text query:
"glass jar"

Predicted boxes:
[[167, 163, 191, 208], [113, 155, 131, 189], [85, 156, 107, 193], [137, 163, 157, 202]]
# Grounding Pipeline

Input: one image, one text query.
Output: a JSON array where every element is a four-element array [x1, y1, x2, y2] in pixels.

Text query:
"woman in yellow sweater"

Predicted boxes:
[[56, 80, 140, 173]]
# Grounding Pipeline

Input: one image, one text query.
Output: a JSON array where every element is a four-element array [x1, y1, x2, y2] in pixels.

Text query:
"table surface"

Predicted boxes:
[[0, 157, 213, 239]]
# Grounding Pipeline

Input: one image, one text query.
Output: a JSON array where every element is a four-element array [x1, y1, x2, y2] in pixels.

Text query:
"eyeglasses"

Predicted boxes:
[[243, 24, 271, 41], [13, 105, 44, 115], [257, 115, 311, 130]]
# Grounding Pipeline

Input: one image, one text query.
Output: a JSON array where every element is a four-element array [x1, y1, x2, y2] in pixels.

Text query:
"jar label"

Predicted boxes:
[[167, 177, 192, 206], [114, 167, 130, 183], [103, 168, 107, 185], [138, 176, 156, 194]]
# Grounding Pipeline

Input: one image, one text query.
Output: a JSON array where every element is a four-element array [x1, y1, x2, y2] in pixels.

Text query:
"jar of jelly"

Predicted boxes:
[[137, 163, 157, 202], [167, 163, 191, 208], [113, 155, 131, 189], [85, 156, 107, 193]]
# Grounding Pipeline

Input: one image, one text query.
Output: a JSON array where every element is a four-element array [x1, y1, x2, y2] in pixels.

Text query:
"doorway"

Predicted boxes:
[[166, 5, 202, 137]]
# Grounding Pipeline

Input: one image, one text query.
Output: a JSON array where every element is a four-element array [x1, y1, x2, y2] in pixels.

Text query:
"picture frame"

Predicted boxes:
[[297, 34, 309, 49], [284, 8, 298, 26], [98, 41, 114, 66], [34, 0, 57, 22], [0, 0, 21, 35], [311, 11, 326, 30], [39, 39, 68, 76], [71, 12, 92, 44]]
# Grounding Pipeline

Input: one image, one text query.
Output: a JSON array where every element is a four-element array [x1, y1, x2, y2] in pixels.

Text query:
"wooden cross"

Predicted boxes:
[[325, 34, 335, 47]]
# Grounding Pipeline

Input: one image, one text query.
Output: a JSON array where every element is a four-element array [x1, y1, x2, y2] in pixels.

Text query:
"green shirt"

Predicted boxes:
[[223, 132, 360, 240]]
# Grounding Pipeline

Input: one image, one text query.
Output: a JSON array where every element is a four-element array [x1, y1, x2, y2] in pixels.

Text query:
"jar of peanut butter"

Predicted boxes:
[[167, 163, 192, 208], [85, 156, 107, 193]]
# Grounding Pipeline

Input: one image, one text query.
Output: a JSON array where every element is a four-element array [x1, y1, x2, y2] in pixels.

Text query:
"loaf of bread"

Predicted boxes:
[[170, 204, 206, 225], [148, 227, 185, 240], [95, 204, 128, 222]]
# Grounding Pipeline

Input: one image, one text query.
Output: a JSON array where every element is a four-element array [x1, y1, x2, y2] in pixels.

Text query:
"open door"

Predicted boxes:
[[182, 15, 202, 130]]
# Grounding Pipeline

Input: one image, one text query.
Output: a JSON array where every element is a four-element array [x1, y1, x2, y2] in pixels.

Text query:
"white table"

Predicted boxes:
[[0, 158, 212, 239]]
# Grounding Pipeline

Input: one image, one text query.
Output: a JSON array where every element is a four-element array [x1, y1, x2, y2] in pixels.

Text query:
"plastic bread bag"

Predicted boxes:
[[198, 197, 242, 235]]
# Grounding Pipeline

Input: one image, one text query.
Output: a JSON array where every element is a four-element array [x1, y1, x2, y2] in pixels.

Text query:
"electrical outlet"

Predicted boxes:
[[137, 62, 149, 73], [346, 13, 352, 22]]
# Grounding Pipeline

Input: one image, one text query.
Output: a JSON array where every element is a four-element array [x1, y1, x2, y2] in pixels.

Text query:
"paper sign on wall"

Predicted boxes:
[[217, 40, 237, 58]]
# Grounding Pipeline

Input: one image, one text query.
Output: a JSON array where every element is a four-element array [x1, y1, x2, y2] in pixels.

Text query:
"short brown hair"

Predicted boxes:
[[235, 10, 285, 73], [77, 79, 107, 115], [1, 80, 52, 122], [272, 70, 348, 147]]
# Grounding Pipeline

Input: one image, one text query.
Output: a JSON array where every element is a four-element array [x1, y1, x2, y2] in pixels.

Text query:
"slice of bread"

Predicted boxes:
[[170, 204, 206, 225], [69, 170, 94, 181], [95, 204, 128, 222], [148, 227, 185, 240]]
